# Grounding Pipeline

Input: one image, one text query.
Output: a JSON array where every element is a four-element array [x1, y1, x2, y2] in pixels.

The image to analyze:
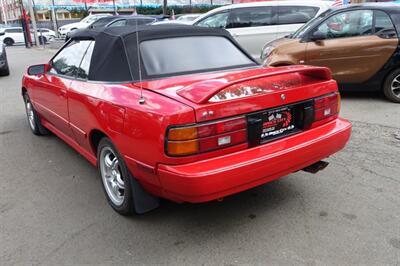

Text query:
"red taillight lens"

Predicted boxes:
[[311, 92, 340, 127], [197, 118, 246, 138], [166, 117, 247, 156]]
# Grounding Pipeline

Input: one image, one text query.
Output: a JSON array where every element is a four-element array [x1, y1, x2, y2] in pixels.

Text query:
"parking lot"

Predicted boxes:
[[0, 46, 399, 265]]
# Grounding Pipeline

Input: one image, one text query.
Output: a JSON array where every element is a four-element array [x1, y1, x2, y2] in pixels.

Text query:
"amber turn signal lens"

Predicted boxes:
[[168, 127, 197, 141], [167, 140, 199, 156]]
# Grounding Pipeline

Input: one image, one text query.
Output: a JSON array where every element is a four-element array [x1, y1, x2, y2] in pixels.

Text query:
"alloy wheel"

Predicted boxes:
[[99, 147, 125, 206], [25, 99, 36, 131], [391, 74, 400, 99]]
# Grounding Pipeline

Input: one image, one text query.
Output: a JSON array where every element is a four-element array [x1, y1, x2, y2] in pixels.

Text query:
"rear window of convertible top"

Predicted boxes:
[[139, 36, 256, 77]]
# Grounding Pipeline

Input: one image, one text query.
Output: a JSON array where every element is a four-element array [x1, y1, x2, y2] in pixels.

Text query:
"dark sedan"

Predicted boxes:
[[66, 15, 156, 41], [0, 43, 9, 76]]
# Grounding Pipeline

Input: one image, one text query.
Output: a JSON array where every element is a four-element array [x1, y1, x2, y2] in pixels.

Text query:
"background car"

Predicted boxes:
[[262, 4, 400, 103], [22, 25, 351, 215], [31, 28, 56, 44], [0, 27, 54, 46], [87, 15, 156, 29], [0, 27, 25, 46], [66, 15, 156, 41], [191, 0, 330, 60], [58, 14, 111, 38], [175, 13, 202, 22], [0, 42, 9, 76]]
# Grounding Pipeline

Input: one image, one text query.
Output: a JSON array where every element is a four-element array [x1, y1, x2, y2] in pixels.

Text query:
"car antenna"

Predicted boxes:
[[135, 18, 145, 105]]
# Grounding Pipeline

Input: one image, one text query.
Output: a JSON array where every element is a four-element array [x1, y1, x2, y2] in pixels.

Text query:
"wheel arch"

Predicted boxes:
[[381, 66, 400, 91], [3, 37, 14, 44], [89, 129, 109, 155]]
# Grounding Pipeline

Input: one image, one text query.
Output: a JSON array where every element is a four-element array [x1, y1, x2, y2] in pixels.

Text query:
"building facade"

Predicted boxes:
[[1, 0, 21, 24]]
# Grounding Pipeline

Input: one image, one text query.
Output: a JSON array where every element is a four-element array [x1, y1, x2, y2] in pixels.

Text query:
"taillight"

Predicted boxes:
[[311, 92, 340, 128], [166, 117, 247, 156]]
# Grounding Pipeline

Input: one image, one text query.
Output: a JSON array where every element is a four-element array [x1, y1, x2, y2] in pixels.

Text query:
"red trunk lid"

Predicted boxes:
[[136, 66, 337, 123]]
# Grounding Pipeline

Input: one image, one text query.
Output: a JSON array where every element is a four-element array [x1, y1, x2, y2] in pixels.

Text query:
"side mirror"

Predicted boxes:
[[310, 31, 326, 42], [27, 64, 48, 75]]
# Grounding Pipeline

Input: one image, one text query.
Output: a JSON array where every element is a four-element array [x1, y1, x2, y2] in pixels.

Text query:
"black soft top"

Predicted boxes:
[[69, 25, 256, 82]]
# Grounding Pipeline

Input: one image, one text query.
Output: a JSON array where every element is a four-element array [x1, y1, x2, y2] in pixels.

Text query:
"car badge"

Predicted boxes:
[[281, 94, 286, 101], [201, 110, 214, 119]]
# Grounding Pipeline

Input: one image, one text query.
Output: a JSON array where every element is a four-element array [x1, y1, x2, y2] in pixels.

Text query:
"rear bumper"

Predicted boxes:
[[157, 118, 352, 203]]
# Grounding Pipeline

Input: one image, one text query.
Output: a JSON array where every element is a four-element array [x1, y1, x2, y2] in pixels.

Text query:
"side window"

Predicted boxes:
[[374, 11, 397, 39], [6, 28, 22, 33], [136, 18, 155, 25], [108, 19, 127, 27], [90, 17, 115, 29], [316, 10, 373, 39], [276, 6, 319, 25], [196, 12, 229, 29], [49, 40, 92, 78], [76, 41, 95, 80], [227, 7, 275, 28]]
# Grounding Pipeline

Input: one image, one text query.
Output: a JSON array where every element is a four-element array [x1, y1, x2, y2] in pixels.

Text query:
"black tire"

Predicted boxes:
[[23, 93, 50, 135], [383, 69, 400, 103], [38, 36, 47, 45], [97, 138, 159, 215], [3, 38, 14, 46], [0, 63, 9, 76]]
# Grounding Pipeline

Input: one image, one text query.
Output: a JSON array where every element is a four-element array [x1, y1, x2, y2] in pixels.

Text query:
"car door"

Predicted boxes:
[[6, 28, 23, 43], [226, 6, 277, 60], [305, 9, 398, 84], [33, 40, 91, 138], [67, 41, 98, 149]]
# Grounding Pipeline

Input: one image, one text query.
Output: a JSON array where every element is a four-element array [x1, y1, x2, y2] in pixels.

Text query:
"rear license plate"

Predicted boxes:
[[261, 106, 296, 141]]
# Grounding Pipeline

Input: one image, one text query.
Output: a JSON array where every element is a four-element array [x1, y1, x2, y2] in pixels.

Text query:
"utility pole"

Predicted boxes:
[[51, 0, 58, 34], [163, 0, 167, 16], [27, 0, 39, 46], [113, 0, 117, 15]]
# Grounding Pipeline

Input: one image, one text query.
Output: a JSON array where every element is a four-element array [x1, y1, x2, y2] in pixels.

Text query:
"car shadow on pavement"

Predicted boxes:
[[340, 90, 385, 101], [132, 177, 301, 230]]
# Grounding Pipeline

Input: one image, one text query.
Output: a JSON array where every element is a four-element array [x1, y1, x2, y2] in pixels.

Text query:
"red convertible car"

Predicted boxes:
[[22, 25, 352, 215]]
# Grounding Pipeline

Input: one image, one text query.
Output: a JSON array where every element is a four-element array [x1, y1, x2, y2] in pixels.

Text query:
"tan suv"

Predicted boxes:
[[261, 4, 400, 103]]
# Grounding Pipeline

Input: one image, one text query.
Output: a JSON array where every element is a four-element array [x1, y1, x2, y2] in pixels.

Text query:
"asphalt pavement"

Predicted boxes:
[[1, 46, 399, 265]]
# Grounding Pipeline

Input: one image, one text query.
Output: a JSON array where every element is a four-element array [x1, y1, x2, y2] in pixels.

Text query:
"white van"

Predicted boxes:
[[192, 1, 330, 60]]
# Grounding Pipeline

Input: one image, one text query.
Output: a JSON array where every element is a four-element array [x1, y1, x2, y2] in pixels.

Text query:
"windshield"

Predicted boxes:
[[139, 36, 256, 77], [291, 9, 332, 39]]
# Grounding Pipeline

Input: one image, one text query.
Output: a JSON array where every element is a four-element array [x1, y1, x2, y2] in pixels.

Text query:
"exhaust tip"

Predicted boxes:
[[302, 161, 329, 174]]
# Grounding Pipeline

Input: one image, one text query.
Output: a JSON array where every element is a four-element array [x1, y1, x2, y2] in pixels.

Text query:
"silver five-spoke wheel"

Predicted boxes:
[[25, 98, 36, 131], [99, 147, 125, 206]]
